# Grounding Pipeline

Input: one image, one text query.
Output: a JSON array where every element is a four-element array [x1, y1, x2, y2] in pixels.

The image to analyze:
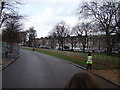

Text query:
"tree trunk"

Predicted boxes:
[[58, 42, 60, 50], [71, 38, 74, 50], [0, 2, 5, 28], [71, 43, 74, 50], [62, 43, 64, 51], [98, 40, 101, 50], [83, 44, 85, 52], [106, 30, 112, 54], [9, 43, 13, 53], [107, 46, 112, 54]]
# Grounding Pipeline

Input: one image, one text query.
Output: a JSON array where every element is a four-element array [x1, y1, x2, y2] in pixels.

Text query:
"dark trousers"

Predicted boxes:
[[87, 64, 92, 70]]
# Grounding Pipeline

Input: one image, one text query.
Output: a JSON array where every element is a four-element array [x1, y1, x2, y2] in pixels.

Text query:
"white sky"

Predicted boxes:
[[18, 0, 82, 38], [18, 0, 118, 38]]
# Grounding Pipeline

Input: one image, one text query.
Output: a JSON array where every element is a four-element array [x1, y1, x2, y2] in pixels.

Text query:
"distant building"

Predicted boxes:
[[30, 34, 120, 53]]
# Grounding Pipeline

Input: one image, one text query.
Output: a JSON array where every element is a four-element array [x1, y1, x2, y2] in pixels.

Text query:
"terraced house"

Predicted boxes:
[[30, 34, 120, 53]]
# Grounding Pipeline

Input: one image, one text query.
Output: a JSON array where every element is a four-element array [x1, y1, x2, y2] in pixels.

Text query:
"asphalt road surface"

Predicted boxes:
[[2, 49, 119, 88]]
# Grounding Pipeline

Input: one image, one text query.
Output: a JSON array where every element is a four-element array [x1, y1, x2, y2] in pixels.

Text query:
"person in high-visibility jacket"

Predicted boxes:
[[86, 53, 92, 70]]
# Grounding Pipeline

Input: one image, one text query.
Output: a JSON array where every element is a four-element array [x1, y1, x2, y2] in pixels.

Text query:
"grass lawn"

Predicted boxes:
[[22, 47, 120, 70]]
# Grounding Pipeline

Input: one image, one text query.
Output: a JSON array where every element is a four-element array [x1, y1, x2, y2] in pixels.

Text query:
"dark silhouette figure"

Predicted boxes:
[[32, 48, 35, 51]]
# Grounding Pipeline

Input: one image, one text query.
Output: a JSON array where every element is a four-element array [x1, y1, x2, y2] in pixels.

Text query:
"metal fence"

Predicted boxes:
[[2, 42, 20, 58]]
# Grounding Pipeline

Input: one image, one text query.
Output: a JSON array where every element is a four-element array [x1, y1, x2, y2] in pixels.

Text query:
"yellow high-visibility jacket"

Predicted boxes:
[[87, 56, 92, 64]]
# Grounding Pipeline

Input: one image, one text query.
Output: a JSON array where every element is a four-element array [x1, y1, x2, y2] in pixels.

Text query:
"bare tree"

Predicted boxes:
[[26, 27, 37, 47], [72, 22, 92, 52], [2, 13, 23, 52], [0, 0, 22, 28], [66, 35, 77, 51], [50, 21, 70, 50], [78, 1, 120, 54]]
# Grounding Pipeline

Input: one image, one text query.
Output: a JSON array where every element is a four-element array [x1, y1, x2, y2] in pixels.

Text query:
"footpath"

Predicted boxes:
[[0, 51, 20, 71]]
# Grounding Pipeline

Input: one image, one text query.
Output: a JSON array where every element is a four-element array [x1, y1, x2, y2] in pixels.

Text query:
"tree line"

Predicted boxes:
[[48, 1, 120, 54]]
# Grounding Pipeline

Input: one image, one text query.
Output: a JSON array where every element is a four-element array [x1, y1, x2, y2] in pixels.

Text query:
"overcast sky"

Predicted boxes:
[[18, 0, 81, 38], [18, 0, 115, 38]]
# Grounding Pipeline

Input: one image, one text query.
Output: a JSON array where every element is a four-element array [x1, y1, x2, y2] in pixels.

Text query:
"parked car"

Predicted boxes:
[[112, 50, 120, 54]]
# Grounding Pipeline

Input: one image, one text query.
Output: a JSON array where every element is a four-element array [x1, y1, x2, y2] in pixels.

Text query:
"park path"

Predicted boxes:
[[2, 49, 119, 88]]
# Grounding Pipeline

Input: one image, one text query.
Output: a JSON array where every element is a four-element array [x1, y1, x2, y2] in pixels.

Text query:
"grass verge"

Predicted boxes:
[[22, 47, 119, 70]]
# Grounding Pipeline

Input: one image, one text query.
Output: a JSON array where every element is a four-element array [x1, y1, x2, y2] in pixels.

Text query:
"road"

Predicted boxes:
[[2, 49, 119, 88]]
